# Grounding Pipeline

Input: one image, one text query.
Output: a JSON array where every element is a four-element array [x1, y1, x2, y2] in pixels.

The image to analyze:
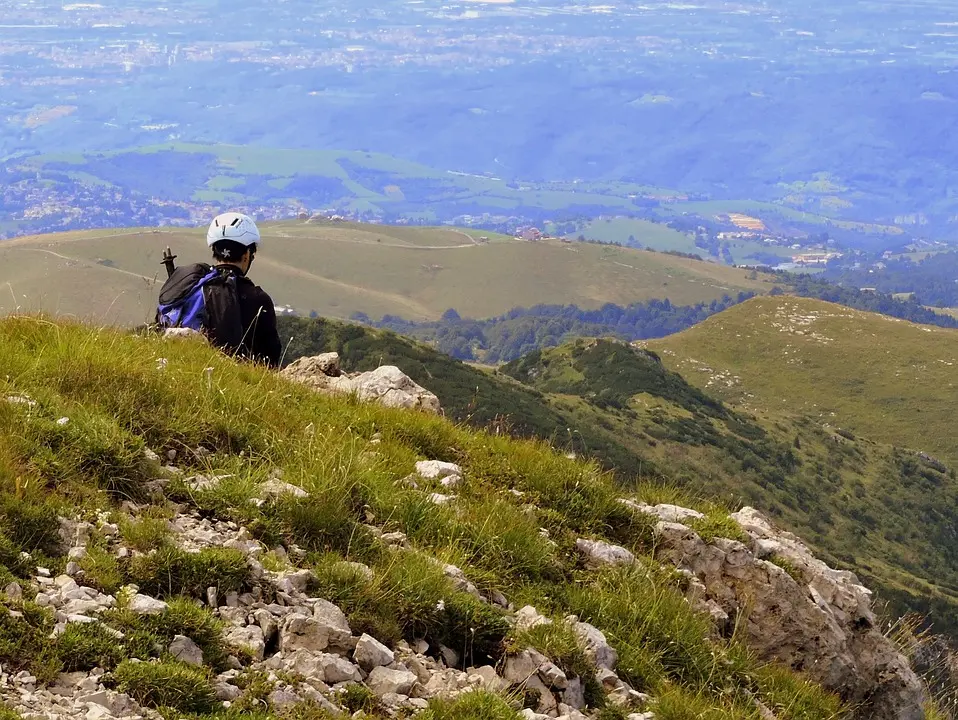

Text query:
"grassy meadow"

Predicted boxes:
[[0, 221, 774, 326], [0, 316, 846, 719]]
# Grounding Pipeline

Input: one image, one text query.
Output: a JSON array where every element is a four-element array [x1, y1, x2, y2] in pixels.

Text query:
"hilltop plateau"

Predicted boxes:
[[0, 222, 772, 327], [648, 296, 958, 470]]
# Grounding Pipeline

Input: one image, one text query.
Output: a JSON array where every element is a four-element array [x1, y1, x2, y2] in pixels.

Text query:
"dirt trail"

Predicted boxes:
[[255, 256, 434, 319]]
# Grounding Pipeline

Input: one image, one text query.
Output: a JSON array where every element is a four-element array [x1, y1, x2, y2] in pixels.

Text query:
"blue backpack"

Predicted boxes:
[[156, 263, 246, 352]]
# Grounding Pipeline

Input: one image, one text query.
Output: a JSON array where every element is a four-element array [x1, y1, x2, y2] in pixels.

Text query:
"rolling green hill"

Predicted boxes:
[[648, 295, 958, 470], [0, 221, 774, 326], [277, 316, 958, 638], [498, 337, 958, 637]]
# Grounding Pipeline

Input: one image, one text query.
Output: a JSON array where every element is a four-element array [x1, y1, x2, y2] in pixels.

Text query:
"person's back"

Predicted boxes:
[[156, 212, 282, 368]]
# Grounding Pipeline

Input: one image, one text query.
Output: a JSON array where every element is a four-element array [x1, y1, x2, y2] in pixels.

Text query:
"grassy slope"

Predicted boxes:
[[573, 218, 698, 253], [278, 316, 958, 637], [0, 316, 842, 720], [648, 296, 958, 469], [0, 221, 774, 326], [499, 338, 958, 636]]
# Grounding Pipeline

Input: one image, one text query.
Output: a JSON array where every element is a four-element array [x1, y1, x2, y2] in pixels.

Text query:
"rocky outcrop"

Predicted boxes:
[[281, 353, 442, 414], [649, 505, 925, 720]]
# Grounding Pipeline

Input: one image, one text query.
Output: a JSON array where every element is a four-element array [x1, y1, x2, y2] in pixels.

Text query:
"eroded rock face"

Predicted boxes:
[[280, 354, 442, 414], [651, 506, 925, 720]]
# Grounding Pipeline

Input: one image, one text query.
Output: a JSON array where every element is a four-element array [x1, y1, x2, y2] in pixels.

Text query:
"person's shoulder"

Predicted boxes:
[[246, 280, 275, 304]]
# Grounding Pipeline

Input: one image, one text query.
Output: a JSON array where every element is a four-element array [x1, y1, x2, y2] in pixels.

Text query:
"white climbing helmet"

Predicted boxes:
[[206, 212, 261, 247]]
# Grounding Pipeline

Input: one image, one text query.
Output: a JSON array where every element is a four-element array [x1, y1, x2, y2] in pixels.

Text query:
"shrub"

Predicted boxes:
[[688, 510, 749, 544], [119, 515, 172, 553], [55, 622, 126, 671], [417, 691, 521, 720], [102, 598, 229, 670], [0, 494, 62, 557], [127, 546, 249, 599], [338, 683, 380, 714], [78, 545, 123, 595], [113, 659, 217, 713], [0, 602, 59, 683], [0, 705, 22, 720]]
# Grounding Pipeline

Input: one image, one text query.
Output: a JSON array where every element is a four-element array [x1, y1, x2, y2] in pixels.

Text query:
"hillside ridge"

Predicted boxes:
[[0, 316, 932, 720], [0, 221, 773, 327], [649, 295, 958, 467]]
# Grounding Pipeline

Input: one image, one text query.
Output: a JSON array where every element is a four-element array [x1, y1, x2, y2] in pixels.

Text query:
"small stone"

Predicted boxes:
[[216, 681, 242, 701], [428, 493, 456, 505], [3, 582, 22, 602], [78, 690, 111, 709], [355, 633, 395, 671], [468, 665, 504, 691], [572, 620, 618, 670], [575, 538, 636, 569], [279, 608, 351, 654], [129, 594, 169, 615], [440, 644, 460, 668], [367, 666, 418, 697], [68, 547, 88, 561], [440, 475, 462, 488], [415, 460, 463, 480], [321, 653, 362, 683], [227, 625, 266, 662], [65, 561, 81, 577], [258, 478, 309, 500], [268, 687, 301, 709], [515, 605, 552, 632], [538, 661, 568, 689], [382, 531, 407, 546], [170, 635, 204, 666], [36, 567, 51, 578], [207, 587, 218, 607]]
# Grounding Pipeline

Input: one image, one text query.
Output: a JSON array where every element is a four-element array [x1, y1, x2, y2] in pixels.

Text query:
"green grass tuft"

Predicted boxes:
[[127, 546, 249, 600], [113, 659, 217, 713], [56, 622, 127, 671], [417, 691, 521, 720]]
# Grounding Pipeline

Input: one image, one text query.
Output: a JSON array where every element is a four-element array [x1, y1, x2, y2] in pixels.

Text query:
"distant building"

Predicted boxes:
[[791, 252, 843, 265], [516, 227, 543, 241]]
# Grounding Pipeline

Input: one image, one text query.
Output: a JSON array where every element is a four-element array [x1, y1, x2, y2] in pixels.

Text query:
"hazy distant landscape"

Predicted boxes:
[[6, 0, 958, 248]]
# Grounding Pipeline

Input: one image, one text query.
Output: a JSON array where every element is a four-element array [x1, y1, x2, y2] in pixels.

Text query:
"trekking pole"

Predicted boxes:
[[161, 247, 177, 278]]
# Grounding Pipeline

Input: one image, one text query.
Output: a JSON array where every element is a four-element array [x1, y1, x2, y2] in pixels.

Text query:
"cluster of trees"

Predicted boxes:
[[822, 251, 958, 308], [783, 273, 958, 329], [356, 293, 753, 362]]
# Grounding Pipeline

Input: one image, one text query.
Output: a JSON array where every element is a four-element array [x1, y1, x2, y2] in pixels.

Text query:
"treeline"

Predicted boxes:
[[355, 293, 754, 362], [783, 273, 958, 329], [822, 251, 958, 308]]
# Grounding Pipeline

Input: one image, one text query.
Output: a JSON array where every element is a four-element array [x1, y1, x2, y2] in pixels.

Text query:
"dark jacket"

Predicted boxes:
[[215, 264, 283, 368]]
